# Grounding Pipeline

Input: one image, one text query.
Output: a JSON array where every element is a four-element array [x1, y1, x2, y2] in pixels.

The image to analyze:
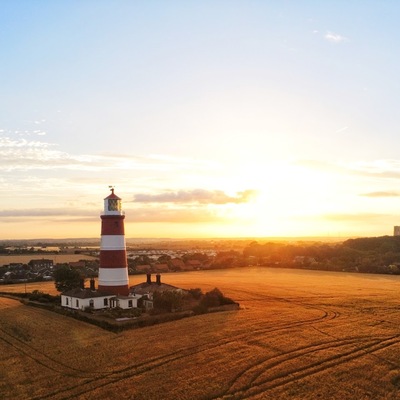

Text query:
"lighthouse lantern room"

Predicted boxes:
[[98, 188, 130, 296]]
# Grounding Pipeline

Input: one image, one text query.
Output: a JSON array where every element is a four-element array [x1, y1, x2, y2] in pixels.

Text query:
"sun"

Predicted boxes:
[[215, 161, 340, 237]]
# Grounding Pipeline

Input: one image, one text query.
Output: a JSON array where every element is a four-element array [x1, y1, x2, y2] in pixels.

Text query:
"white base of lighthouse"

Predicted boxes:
[[98, 268, 129, 287]]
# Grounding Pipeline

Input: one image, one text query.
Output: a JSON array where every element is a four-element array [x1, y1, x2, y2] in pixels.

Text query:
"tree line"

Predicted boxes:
[[243, 236, 400, 274]]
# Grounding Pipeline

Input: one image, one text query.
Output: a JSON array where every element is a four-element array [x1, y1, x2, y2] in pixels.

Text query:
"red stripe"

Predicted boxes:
[[100, 250, 127, 268], [98, 284, 129, 296], [101, 215, 125, 235]]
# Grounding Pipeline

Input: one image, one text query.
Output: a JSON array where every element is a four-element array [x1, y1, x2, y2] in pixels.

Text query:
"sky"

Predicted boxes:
[[1, 1, 400, 240]]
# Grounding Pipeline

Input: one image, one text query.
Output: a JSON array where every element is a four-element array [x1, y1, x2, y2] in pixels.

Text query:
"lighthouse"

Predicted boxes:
[[98, 188, 130, 296]]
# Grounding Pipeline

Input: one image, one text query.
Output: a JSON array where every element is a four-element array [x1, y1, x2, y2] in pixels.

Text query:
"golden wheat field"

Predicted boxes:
[[2, 267, 400, 400]]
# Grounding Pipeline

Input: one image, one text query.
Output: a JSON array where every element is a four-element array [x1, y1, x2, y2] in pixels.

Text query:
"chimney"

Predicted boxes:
[[146, 273, 152, 284], [90, 278, 95, 291], [156, 273, 161, 285]]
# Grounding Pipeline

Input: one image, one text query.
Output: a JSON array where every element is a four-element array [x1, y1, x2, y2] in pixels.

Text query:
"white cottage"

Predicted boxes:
[[61, 288, 115, 310], [61, 288, 143, 311], [110, 294, 142, 309]]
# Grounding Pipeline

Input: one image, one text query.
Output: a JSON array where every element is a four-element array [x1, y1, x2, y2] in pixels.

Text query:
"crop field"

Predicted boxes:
[[1, 267, 400, 399]]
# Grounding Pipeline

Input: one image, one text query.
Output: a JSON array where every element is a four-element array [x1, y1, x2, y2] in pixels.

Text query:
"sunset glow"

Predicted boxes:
[[1, 2, 400, 240]]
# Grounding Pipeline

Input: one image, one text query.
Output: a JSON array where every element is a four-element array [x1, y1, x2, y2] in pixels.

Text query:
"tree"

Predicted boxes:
[[53, 266, 82, 292], [153, 290, 184, 312]]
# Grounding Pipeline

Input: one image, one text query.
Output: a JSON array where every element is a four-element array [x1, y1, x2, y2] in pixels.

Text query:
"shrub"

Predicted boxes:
[[200, 288, 235, 308], [192, 303, 208, 315], [188, 288, 203, 300]]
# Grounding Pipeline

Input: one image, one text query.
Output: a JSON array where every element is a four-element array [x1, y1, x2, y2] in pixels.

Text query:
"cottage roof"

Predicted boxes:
[[129, 282, 183, 295], [61, 288, 113, 298]]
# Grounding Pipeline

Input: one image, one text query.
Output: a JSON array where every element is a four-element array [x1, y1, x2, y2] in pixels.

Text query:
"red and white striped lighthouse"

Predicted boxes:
[[98, 188, 129, 296]]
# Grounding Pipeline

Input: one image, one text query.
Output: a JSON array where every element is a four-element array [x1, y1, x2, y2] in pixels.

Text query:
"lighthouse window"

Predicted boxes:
[[108, 199, 120, 211]]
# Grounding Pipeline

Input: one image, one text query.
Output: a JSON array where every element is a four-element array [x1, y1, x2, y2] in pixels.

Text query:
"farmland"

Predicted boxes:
[[1, 267, 400, 399]]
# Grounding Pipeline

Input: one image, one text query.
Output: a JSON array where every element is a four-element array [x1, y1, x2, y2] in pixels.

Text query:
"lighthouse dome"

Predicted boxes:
[[103, 188, 123, 215]]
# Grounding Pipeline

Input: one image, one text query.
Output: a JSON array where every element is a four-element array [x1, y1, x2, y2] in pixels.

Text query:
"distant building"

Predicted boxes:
[[69, 261, 86, 268], [153, 263, 169, 272], [170, 258, 185, 270], [394, 226, 400, 236], [136, 264, 151, 273], [29, 259, 54, 270]]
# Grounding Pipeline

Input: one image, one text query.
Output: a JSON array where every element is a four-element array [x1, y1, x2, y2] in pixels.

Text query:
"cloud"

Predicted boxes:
[[0, 137, 217, 173], [0, 137, 51, 149], [0, 205, 229, 225], [322, 212, 393, 223], [133, 189, 257, 204], [335, 126, 348, 133], [324, 31, 348, 43], [294, 158, 400, 180], [346, 159, 400, 179], [360, 191, 400, 198], [0, 137, 73, 170], [131, 207, 222, 223], [292, 159, 344, 174], [0, 208, 95, 217]]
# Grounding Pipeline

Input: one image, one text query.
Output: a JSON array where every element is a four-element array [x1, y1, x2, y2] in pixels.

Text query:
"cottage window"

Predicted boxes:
[[104, 298, 108, 306], [66, 298, 69, 306], [89, 300, 94, 308], [128, 300, 133, 307], [76, 299, 79, 308]]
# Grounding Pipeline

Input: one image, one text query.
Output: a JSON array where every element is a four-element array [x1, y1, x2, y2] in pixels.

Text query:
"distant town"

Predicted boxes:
[[0, 238, 249, 284], [3, 234, 400, 285]]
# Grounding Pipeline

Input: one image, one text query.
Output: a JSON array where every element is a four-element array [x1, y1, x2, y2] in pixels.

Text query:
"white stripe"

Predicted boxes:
[[98, 267, 129, 286], [101, 235, 126, 250]]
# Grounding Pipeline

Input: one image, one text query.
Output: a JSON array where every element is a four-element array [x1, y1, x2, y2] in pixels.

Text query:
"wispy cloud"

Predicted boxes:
[[324, 31, 348, 43], [133, 189, 257, 204], [292, 159, 343, 174], [345, 159, 400, 179], [360, 191, 400, 198], [294, 158, 400, 180], [0, 208, 96, 217], [335, 126, 348, 133], [0, 137, 217, 173], [131, 207, 222, 223], [322, 212, 394, 223], [0, 205, 230, 225]]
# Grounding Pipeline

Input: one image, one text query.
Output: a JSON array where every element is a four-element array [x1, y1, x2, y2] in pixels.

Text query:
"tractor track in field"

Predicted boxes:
[[27, 298, 342, 400], [0, 327, 109, 379], [214, 335, 400, 400], [0, 294, 341, 400]]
